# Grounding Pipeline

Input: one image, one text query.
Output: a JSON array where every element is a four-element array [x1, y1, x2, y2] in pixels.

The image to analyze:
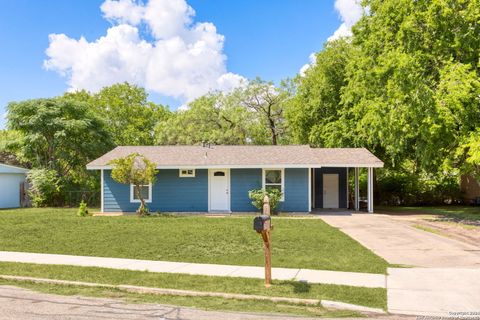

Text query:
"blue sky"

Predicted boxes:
[[0, 0, 354, 128]]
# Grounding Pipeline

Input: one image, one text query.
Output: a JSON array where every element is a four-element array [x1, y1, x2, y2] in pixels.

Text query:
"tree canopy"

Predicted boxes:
[[3, 0, 479, 206], [7, 97, 113, 178], [109, 153, 158, 215]]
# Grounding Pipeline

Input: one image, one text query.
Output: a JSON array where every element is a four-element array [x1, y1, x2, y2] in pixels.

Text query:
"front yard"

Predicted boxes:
[[0, 208, 388, 274]]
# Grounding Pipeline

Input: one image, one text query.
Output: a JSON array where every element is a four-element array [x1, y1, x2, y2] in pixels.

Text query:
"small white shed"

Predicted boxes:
[[0, 163, 28, 208]]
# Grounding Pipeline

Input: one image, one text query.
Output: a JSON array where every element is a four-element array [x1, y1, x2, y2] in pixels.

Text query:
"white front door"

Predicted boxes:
[[209, 169, 230, 211], [323, 174, 339, 208]]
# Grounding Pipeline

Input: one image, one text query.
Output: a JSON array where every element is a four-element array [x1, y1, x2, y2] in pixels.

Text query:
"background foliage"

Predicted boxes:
[[2, 0, 478, 206]]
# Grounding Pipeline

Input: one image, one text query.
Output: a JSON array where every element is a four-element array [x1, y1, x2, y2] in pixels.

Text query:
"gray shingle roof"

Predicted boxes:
[[87, 145, 383, 169]]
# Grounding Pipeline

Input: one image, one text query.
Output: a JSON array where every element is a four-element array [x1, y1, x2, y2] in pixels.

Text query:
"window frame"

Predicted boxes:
[[179, 169, 196, 178], [130, 183, 152, 203], [262, 168, 285, 201]]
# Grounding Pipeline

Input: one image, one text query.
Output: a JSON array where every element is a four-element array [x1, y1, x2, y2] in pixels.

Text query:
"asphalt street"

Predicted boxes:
[[0, 285, 413, 320]]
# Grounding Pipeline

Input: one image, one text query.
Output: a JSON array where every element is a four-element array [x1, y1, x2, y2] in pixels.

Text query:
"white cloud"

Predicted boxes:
[[328, 0, 363, 41], [299, 53, 317, 77], [44, 0, 245, 103], [100, 0, 144, 25], [299, 0, 363, 75]]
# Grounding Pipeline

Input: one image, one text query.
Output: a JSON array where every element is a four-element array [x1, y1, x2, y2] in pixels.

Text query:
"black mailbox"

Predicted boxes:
[[253, 215, 271, 233]]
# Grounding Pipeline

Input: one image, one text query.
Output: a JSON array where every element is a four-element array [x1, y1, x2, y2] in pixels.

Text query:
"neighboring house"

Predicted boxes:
[[87, 145, 384, 213], [0, 163, 29, 208]]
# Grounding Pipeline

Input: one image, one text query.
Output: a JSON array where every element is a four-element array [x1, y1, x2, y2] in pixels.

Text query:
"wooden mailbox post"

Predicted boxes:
[[253, 195, 272, 288]]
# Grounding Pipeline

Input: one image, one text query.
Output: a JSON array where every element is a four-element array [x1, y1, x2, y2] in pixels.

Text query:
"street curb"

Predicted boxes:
[[0, 274, 386, 314], [321, 299, 386, 314]]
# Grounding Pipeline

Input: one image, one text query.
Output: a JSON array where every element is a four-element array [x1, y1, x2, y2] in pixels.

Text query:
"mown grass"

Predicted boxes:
[[0, 261, 386, 310], [0, 208, 388, 274], [0, 279, 362, 318]]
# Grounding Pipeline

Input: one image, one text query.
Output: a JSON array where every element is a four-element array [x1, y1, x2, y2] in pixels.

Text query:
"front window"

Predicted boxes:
[[130, 184, 152, 203], [263, 169, 284, 201]]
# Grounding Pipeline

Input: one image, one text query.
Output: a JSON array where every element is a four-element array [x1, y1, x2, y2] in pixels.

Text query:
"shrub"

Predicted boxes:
[[27, 169, 60, 207], [248, 188, 282, 213], [136, 205, 150, 217], [377, 164, 462, 206], [77, 200, 90, 217]]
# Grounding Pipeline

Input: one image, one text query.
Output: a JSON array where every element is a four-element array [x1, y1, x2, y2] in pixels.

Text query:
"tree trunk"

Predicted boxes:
[[269, 119, 277, 145], [135, 184, 147, 216]]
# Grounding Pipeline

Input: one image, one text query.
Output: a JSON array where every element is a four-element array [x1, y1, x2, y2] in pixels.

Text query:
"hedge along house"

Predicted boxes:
[[86, 145, 384, 213]]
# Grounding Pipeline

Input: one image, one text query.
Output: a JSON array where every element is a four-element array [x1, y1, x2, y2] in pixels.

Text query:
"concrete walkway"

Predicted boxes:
[[0, 251, 385, 289], [320, 213, 480, 268], [388, 267, 480, 316]]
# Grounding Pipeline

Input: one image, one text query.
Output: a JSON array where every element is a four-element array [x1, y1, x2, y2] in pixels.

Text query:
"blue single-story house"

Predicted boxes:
[[87, 145, 383, 213]]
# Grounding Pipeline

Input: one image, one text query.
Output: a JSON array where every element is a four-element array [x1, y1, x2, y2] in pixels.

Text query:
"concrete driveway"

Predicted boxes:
[[320, 213, 480, 316], [320, 213, 480, 268]]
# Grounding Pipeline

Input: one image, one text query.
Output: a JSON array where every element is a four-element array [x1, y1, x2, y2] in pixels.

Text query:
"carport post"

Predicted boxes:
[[354, 167, 359, 211], [367, 167, 373, 213]]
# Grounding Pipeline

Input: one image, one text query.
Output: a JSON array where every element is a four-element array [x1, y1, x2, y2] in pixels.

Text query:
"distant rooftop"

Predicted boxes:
[[0, 163, 29, 174]]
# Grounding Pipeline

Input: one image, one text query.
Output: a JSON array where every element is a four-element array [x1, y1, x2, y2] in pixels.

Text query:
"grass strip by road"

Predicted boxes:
[[0, 278, 361, 318], [0, 261, 387, 310], [0, 208, 388, 274]]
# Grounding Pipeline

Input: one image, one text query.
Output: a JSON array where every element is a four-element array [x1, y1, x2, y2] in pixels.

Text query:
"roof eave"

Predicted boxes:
[[87, 163, 384, 170]]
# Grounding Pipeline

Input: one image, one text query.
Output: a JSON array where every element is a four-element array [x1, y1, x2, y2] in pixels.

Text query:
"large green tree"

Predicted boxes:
[[155, 92, 253, 145], [155, 79, 293, 146], [92, 82, 171, 146], [287, 39, 354, 146], [336, 0, 480, 172], [235, 78, 291, 145], [290, 0, 480, 175], [7, 97, 113, 193], [109, 153, 158, 216]]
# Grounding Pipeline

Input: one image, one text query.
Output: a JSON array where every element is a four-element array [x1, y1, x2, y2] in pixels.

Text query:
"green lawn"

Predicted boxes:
[[0, 262, 386, 310], [0, 208, 388, 274], [378, 206, 480, 224]]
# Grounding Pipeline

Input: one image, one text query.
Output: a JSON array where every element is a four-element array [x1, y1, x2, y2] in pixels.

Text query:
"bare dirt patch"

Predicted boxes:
[[383, 213, 480, 246]]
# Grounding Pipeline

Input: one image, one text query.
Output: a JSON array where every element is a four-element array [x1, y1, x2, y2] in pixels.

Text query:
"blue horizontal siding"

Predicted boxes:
[[103, 167, 310, 213], [103, 171, 137, 212], [281, 168, 309, 212], [103, 169, 208, 212], [154, 169, 208, 211], [231, 169, 262, 212]]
